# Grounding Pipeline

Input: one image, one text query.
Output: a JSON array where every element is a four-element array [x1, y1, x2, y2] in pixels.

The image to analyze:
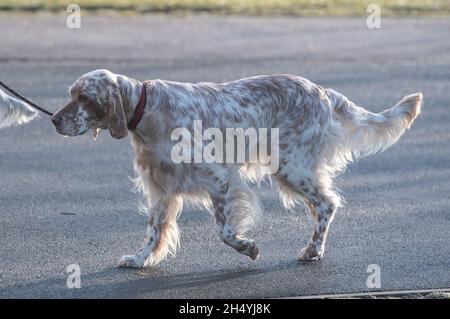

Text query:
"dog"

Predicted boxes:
[[0, 88, 38, 129], [51, 69, 422, 268]]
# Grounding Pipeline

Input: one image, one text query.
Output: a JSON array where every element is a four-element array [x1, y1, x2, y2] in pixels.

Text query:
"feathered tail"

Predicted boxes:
[[0, 88, 38, 129], [327, 89, 423, 162]]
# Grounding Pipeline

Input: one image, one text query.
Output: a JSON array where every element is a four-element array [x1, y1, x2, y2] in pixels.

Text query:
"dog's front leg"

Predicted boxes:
[[119, 197, 182, 268], [211, 173, 261, 261]]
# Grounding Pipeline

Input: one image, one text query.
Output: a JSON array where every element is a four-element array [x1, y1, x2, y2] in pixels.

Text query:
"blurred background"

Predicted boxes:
[[0, 0, 449, 298], [1, 0, 450, 15]]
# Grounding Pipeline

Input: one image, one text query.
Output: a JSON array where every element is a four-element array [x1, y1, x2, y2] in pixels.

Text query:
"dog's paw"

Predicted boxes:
[[235, 240, 260, 261], [118, 255, 145, 268], [298, 245, 323, 262], [247, 242, 260, 261]]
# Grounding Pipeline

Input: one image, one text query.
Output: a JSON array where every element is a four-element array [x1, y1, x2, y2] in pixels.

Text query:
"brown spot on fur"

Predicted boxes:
[[312, 231, 320, 242]]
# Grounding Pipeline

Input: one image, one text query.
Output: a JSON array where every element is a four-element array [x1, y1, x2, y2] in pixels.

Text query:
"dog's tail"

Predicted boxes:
[[0, 88, 38, 129], [327, 89, 422, 162]]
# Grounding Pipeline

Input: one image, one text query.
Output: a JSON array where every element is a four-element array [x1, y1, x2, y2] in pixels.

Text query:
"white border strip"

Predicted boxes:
[[284, 288, 450, 299]]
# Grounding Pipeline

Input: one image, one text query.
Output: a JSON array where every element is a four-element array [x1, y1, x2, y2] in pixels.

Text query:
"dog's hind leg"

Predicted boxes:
[[211, 171, 261, 260], [119, 196, 182, 268], [298, 185, 338, 261], [278, 174, 339, 261]]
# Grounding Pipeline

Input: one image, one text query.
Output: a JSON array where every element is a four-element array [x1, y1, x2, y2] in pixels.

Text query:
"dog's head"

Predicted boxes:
[[51, 69, 128, 139]]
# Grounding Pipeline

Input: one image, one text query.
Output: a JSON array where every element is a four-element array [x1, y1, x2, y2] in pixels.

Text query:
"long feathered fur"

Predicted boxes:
[[0, 88, 38, 129], [52, 70, 423, 267], [327, 89, 422, 167]]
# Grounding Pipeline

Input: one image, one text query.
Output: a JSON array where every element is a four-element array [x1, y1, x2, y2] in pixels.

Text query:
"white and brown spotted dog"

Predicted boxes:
[[51, 69, 422, 268]]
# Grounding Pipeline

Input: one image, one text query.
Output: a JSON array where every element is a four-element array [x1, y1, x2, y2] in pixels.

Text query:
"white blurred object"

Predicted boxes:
[[0, 88, 38, 129]]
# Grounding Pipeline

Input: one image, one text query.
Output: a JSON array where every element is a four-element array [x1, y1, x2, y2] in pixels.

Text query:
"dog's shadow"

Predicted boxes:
[[86, 259, 310, 297], [3, 259, 317, 298]]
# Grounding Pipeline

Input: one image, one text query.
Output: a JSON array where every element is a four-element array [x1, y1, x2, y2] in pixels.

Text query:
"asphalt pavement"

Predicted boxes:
[[0, 14, 449, 298]]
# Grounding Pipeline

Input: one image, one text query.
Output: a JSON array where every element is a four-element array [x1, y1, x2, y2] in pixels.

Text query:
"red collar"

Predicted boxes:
[[127, 84, 146, 131]]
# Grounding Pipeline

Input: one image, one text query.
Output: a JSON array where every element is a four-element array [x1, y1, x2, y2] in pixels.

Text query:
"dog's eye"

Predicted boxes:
[[79, 94, 89, 102]]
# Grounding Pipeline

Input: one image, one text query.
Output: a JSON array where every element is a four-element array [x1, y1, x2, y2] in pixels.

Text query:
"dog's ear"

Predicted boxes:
[[108, 85, 128, 139]]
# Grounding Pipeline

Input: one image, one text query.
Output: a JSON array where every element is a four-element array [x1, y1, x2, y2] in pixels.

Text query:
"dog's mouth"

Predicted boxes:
[[54, 126, 89, 137], [54, 127, 70, 137], [54, 123, 104, 140]]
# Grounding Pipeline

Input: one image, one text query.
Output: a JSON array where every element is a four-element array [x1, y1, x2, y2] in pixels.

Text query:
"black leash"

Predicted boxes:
[[0, 80, 54, 117]]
